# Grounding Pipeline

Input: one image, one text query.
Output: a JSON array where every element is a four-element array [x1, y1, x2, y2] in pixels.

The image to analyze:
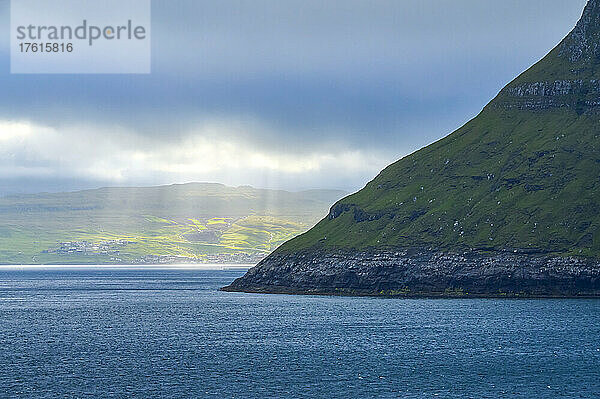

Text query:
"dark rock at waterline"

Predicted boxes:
[[222, 250, 600, 297]]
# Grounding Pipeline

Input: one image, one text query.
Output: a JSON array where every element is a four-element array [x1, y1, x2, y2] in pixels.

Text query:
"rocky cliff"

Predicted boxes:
[[223, 0, 600, 297], [223, 250, 600, 297]]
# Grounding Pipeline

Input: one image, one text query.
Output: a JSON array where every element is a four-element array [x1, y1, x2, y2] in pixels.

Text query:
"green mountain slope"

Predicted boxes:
[[278, 0, 600, 258], [0, 183, 346, 264], [224, 0, 600, 297]]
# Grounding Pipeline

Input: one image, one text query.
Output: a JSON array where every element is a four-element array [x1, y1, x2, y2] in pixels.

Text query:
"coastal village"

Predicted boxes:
[[44, 240, 266, 265]]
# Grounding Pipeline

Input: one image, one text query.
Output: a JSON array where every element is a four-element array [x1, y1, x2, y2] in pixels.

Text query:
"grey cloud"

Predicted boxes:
[[0, 0, 590, 193]]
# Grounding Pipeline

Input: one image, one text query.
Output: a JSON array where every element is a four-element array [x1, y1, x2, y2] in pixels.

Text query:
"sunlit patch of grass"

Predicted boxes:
[[0, 215, 312, 264], [144, 215, 178, 225], [0, 185, 345, 264], [207, 218, 231, 226], [187, 219, 207, 230]]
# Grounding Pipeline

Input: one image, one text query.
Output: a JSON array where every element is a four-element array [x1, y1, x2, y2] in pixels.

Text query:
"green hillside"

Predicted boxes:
[[275, 0, 600, 259], [0, 183, 345, 264]]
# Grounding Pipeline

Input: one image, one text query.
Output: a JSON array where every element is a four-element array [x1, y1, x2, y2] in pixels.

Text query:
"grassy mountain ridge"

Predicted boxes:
[[273, 0, 600, 258], [0, 183, 346, 264]]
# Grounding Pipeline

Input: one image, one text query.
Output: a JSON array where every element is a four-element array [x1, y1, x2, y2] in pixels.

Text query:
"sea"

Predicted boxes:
[[0, 266, 598, 398]]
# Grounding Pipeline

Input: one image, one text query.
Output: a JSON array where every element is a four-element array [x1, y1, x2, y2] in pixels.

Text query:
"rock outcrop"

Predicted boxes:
[[497, 80, 600, 110], [223, 250, 600, 297]]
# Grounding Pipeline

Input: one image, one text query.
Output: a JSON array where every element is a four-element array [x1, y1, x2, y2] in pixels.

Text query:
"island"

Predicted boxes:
[[223, 0, 600, 298]]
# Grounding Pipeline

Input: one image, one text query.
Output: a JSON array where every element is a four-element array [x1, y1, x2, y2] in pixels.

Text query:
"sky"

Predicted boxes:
[[0, 0, 589, 194]]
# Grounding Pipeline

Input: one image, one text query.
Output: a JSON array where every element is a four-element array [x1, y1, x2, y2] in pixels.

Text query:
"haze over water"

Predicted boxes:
[[0, 268, 598, 398]]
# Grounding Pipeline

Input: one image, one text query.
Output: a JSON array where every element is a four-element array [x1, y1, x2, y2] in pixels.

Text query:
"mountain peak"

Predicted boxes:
[[559, 0, 600, 63], [489, 1, 600, 112]]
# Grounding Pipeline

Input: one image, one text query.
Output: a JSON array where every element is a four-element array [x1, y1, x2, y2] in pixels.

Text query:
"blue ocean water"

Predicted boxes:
[[0, 268, 598, 399]]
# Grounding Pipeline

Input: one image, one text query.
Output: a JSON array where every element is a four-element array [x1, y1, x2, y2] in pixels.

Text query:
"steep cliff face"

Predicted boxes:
[[223, 250, 600, 297], [493, 0, 600, 111], [223, 0, 600, 297], [559, 0, 600, 64], [497, 79, 600, 110]]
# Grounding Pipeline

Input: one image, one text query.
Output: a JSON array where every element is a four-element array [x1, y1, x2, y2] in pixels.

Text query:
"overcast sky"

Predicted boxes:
[[0, 0, 589, 194]]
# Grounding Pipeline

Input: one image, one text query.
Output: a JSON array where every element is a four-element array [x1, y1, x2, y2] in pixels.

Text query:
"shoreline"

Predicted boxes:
[[220, 285, 600, 299], [222, 249, 600, 298], [0, 264, 254, 271]]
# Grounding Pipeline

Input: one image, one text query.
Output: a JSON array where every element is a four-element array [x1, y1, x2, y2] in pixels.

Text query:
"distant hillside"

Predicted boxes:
[[225, 0, 600, 297], [0, 183, 346, 264]]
